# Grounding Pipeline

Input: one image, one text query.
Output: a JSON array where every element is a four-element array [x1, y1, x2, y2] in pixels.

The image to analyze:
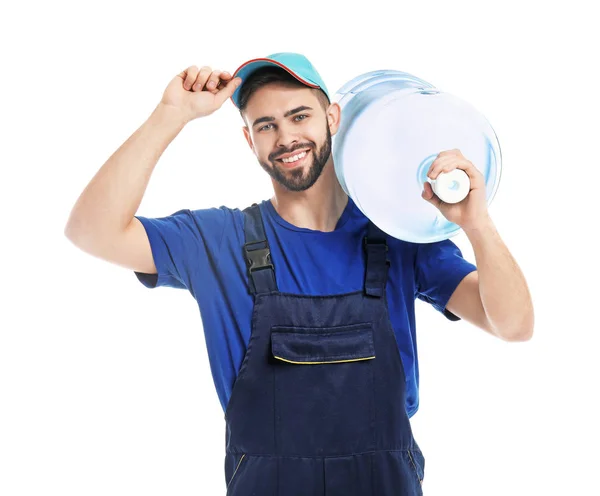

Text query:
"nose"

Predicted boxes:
[[275, 124, 300, 151]]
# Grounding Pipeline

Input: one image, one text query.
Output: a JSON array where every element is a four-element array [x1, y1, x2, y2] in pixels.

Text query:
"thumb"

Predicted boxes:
[[422, 182, 442, 209], [214, 77, 242, 106]]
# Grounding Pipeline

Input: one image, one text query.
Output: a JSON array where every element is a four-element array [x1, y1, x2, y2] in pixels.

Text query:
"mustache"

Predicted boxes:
[[271, 144, 313, 161]]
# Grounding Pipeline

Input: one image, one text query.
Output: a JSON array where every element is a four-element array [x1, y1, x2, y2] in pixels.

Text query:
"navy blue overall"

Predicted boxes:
[[223, 203, 426, 495]]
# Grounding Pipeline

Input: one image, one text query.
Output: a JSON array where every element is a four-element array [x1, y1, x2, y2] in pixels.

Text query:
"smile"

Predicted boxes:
[[277, 150, 308, 167]]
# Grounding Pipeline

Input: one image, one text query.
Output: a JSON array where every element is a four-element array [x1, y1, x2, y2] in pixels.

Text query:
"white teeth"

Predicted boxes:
[[281, 151, 307, 163]]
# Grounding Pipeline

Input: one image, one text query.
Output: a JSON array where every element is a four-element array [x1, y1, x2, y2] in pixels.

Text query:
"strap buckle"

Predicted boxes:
[[243, 240, 274, 273], [363, 236, 388, 252]]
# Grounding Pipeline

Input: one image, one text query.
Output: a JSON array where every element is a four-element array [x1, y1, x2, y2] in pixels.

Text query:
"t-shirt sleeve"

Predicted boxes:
[[133, 207, 227, 290], [414, 238, 477, 321]]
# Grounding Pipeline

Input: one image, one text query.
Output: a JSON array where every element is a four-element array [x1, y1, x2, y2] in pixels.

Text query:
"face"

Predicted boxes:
[[242, 83, 340, 192]]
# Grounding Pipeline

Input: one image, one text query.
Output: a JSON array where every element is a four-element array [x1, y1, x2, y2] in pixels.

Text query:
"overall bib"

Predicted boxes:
[[223, 203, 425, 495]]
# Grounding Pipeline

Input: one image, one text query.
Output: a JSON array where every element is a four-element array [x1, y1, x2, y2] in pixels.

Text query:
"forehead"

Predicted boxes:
[[244, 82, 319, 117]]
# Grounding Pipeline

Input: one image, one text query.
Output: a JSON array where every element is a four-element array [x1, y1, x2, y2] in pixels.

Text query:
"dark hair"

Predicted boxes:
[[238, 66, 330, 116]]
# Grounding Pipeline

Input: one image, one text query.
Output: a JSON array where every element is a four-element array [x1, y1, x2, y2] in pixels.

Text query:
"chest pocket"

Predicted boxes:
[[270, 323, 376, 455], [271, 322, 376, 364]]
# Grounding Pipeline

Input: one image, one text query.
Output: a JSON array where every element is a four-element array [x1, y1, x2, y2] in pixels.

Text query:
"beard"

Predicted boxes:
[[258, 125, 332, 192]]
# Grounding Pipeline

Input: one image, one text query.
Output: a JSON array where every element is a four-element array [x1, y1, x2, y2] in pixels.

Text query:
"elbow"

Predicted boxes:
[[64, 223, 75, 240], [64, 222, 84, 246], [64, 211, 82, 242], [64, 223, 77, 243], [501, 313, 535, 342], [64, 213, 94, 245], [505, 327, 534, 342]]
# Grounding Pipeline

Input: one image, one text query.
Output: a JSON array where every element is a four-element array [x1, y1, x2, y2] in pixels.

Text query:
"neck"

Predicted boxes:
[[270, 160, 349, 232]]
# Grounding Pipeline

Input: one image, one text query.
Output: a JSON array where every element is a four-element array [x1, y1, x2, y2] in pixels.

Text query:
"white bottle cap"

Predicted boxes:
[[430, 169, 471, 204]]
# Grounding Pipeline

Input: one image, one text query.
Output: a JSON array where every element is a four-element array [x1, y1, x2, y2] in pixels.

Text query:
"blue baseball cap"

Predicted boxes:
[[230, 52, 330, 109]]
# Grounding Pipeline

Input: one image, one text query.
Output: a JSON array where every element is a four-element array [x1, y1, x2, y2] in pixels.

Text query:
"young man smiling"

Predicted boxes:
[[65, 52, 534, 495]]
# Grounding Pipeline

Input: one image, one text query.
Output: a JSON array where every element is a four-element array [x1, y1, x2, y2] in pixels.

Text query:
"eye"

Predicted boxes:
[[258, 123, 273, 132], [294, 114, 309, 121]]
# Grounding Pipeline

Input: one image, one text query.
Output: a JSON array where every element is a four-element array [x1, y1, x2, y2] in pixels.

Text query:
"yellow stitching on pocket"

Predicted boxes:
[[273, 356, 376, 364], [227, 454, 246, 488], [407, 450, 423, 485]]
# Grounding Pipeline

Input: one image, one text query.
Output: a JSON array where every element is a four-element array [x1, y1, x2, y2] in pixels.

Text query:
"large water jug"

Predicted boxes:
[[331, 70, 502, 243]]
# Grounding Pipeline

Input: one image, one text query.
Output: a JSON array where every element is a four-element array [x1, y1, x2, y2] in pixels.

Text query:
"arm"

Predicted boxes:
[[423, 149, 534, 342], [64, 66, 240, 274], [64, 103, 188, 273], [447, 218, 534, 341]]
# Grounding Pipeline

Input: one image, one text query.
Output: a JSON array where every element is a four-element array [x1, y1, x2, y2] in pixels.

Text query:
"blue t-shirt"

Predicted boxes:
[[134, 196, 477, 418]]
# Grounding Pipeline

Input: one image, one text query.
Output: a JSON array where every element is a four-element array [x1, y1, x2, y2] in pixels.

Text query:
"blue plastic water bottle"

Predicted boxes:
[[331, 70, 502, 243]]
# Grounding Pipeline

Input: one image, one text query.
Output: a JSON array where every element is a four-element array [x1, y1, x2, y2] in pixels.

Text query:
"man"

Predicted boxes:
[[65, 52, 534, 495]]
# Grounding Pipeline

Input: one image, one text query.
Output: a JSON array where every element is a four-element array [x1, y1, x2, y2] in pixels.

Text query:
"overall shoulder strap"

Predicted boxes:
[[364, 221, 391, 298], [242, 203, 278, 295]]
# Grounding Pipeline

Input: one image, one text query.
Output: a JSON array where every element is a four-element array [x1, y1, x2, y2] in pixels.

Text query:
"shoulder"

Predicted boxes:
[[187, 201, 267, 245], [186, 203, 252, 229], [386, 235, 419, 259]]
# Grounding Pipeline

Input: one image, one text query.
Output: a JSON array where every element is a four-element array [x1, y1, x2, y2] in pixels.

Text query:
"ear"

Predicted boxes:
[[327, 102, 342, 136]]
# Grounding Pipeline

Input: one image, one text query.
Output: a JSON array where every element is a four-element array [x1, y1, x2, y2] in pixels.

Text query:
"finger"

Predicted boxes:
[[206, 70, 223, 92], [428, 157, 456, 179], [428, 149, 463, 175], [432, 159, 481, 186], [192, 66, 212, 92], [215, 72, 233, 90], [422, 181, 443, 208], [428, 156, 449, 175], [422, 181, 433, 198], [214, 77, 243, 106], [179, 66, 200, 91], [217, 71, 233, 83], [438, 148, 461, 157]]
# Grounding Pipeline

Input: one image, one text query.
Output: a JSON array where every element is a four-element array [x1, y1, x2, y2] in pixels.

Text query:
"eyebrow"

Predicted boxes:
[[252, 106, 313, 128]]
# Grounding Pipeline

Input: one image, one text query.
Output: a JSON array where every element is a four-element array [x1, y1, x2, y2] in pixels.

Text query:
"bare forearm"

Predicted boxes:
[[465, 218, 534, 340], [64, 103, 188, 242]]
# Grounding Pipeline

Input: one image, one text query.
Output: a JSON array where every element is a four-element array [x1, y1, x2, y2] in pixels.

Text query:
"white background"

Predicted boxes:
[[2, 0, 598, 494]]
